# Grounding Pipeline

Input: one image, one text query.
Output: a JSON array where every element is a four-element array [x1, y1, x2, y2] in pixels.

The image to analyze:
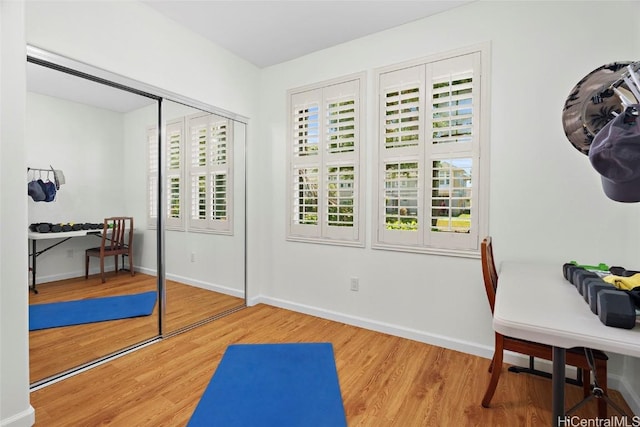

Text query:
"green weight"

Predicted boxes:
[[569, 261, 610, 271]]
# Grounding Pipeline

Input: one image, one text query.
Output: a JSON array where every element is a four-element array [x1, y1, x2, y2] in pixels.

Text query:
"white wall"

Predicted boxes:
[[1, 1, 35, 426], [121, 102, 158, 276], [26, 92, 130, 281], [253, 0, 640, 405], [26, 93, 126, 225]]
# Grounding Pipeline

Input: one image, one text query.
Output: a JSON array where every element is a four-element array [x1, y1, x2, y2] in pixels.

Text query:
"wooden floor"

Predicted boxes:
[[30, 304, 633, 426], [29, 272, 244, 383]]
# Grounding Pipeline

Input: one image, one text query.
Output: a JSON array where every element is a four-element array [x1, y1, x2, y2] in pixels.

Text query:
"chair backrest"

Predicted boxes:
[[481, 236, 499, 314], [101, 217, 133, 252]]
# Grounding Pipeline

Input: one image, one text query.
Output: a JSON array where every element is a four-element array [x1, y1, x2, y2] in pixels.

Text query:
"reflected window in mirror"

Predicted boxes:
[[147, 112, 234, 235]]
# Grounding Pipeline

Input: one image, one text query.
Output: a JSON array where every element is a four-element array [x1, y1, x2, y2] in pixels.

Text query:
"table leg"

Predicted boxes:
[[31, 239, 38, 293], [552, 346, 566, 427]]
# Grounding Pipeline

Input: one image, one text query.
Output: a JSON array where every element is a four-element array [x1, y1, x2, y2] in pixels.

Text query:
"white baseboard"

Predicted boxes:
[[251, 295, 639, 415], [164, 272, 244, 299], [31, 270, 89, 285], [0, 405, 35, 427], [34, 266, 244, 299], [252, 295, 495, 359], [33, 266, 134, 285]]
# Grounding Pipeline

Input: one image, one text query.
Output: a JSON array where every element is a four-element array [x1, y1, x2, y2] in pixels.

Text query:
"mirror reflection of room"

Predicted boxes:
[[158, 100, 246, 334], [26, 59, 247, 386], [26, 62, 161, 385]]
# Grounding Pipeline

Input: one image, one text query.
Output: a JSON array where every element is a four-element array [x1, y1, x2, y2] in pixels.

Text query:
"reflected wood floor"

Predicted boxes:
[[30, 304, 634, 426], [29, 273, 243, 383]]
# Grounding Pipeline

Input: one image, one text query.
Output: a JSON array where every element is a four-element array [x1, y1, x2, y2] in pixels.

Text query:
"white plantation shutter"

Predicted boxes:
[[381, 161, 420, 245], [188, 113, 233, 234], [426, 53, 479, 249], [290, 88, 322, 237], [375, 48, 487, 254], [326, 165, 354, 227], [323, 80, 360, 241], [147, 122, 184, 230], [378, 65, 424, 246], [383, 74, 421, 150], [292, 166, 319, 227], [165, 119, 184, 230], [211, 172, 228, 220], [287, 75, 364, 245], [147, 126, 158, 228]]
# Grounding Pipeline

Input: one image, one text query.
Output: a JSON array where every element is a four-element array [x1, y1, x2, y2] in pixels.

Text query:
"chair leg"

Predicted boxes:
[[488, 354, 494, 373], [85, 255, 89, 279], [582, 368, 591, 398], [129, 252, 134, 276], [100, 256, 105, 283], [482, 333, 504, 407], [596, 359, 607, 419], [114, 255, 118, 273]]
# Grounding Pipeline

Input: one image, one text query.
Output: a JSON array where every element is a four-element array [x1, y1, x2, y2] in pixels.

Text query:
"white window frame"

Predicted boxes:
[[147, 113, 234, 235], [373, 43, 491, 257], [187, 112, 233, 235], [286, 73, 366, 247], [146, 119, 185, 231], [147, 125, 159, 229], [165, 118, 185, 230]]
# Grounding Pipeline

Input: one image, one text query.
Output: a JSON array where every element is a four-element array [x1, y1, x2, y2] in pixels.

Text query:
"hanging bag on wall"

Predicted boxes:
[[27, 180, 46, 202]]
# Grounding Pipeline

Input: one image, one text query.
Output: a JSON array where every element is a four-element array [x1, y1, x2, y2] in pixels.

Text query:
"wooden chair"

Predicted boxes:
[[85, 217, 134, 283], [481, 236, 608, 418]]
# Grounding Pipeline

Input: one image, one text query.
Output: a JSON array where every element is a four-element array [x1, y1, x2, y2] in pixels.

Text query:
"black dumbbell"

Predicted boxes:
[[580, 277, 605, 301], [572, 268, 595, 287], [588, 281, 616, 314], [598, 290, 637, 329], [36, 223, 51, 233], [563, 263, 576, 280]]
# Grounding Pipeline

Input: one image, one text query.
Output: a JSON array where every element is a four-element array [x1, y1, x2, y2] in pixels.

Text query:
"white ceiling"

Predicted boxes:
[[26, 62, 158, 113], [144, 0, 475, 68]]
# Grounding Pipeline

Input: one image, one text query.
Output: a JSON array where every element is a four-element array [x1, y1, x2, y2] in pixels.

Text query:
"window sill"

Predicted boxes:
[[371, 242, 480, 259], [286, 236, 365, 248]]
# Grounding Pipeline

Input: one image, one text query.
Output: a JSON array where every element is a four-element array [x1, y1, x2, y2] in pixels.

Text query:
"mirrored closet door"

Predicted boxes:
[[26, 47, 247, 387], [161, 100, 246, 335]]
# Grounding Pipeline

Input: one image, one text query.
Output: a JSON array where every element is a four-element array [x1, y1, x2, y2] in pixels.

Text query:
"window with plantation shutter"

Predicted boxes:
[[147, 126, 158, 228], [147, 121, 184, 230], [374, 45, 490, 256], [165, 119, 184, 230], [188, 112, 233, 234], [147, 112, 234, 234], [287, 74, 365, 246]]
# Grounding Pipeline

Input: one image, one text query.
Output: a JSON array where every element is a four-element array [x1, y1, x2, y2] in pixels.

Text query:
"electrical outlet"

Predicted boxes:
[[350, 277, 359, 292], [190, 252, 196, 263]]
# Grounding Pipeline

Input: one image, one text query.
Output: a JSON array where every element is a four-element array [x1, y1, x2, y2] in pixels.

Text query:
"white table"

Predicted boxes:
[[494, 261, 640, 426], [28, 228, 102, 293]]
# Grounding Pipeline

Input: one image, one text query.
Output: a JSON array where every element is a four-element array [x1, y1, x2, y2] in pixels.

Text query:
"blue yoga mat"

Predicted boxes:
[[188, 343, 347, 427], [29, 291, 157, 331]]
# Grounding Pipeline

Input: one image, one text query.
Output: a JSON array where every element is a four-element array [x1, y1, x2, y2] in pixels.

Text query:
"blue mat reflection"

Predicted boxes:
[[29, 291, 157, 331]]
